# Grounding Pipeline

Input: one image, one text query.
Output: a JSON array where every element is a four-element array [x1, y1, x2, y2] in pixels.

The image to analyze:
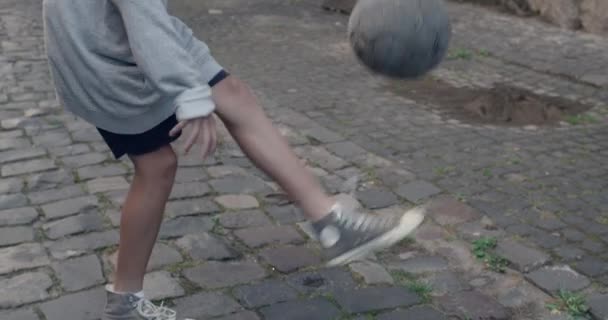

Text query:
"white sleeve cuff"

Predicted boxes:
[[174, 85, 216, 121]]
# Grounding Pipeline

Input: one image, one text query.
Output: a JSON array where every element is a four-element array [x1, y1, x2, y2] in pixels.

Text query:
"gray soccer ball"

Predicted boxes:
[[348, 0, 452, 79]]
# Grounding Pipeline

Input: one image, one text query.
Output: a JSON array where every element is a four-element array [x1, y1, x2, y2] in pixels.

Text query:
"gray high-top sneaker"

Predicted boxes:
[[312, 202, 426, 266], [103, 285, 192, 320]]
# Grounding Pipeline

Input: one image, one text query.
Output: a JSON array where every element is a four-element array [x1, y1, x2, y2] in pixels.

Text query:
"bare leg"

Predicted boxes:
[[113, 146, 178, 293], [212, 76, 334, 221]]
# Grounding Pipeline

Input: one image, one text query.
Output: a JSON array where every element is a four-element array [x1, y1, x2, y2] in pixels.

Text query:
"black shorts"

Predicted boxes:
[[98, 70, 229, 159]]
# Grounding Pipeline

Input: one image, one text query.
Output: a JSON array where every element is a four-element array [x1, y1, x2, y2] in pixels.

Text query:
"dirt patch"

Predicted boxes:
[[385, 77, 592, 126]]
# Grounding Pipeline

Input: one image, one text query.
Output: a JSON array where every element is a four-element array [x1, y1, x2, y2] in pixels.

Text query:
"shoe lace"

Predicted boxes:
[[136, 299, 177, 320], [334, 206, 393, 232]]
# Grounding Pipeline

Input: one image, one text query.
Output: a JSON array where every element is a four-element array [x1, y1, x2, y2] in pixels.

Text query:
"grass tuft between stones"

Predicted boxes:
[[471, 237, 509, 273], [546, 289, 592, 320]]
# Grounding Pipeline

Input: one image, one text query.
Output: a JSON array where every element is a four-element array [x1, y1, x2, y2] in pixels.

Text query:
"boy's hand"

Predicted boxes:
[[169, 115, 217, 159]]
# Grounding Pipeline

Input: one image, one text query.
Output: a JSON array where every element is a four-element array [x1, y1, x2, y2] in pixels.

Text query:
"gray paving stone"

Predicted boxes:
[[86, 176, 129, 193], [233, 279, 299, 308], [495, 239, 550, 272], [62, 153, 106, 168], [209, 175, 272, 194], [378, 306, 447, 320], [0, 243, 49, 275], [29, 185, 84, 205], [47, 230, 119, 260], [107, 243, 183, 272], [294, 146, 349, 171], [335, 286, 421, 314], [0, 272, 53, 308], [356, 188, 399, 209], [326, 141, 367, 158], [286, 267, 358, 295], [234, 225, 304, 248], [395, 180, 441, 202], [169, 182, 211, 200], [219, 210, 272, 229], [41, 195, 98, 219], [426, 271, 471, 295], [142, 270, 185, 301], [48, 144, 91, 157], [580, 237, 605, 254], [174, 292, 243, 319], [0, 193, 28, 210], [427, 195, 479, 226], [561, 228, 586, 242], [437, 290, 510, 320], [158, 216, 214, 239], [0, 226, 34, 246], [588, 293, 608, 320], [26, 169, 74, 191], [260, 245, 321, 273], [52, 255, 104, 292], [184, 260, 267, 289], [0, 177, 23, 194], [573, 256, 608, 277], [266, 205, 305, 224], [0, 148, 45, 164], [214, 311, 260, 320], [174, 167, 208, 182], [349, 260, 394, 285], [302, 126, 343, 143], [165, 199, 219, 218], [39, 287, 105, 320], [42, 212, 104, 239], [259, 298, 341, 320], [387, 255, 449, 274], [0, 207, 38, 226], [207, 165, 248, 178], [175, 233, 239, 261], [215, 194, 259, 210], [2, 158, 56, 177], [526, 265, 591, 294], [553, 245, 584, 261], [0, 309, 39, 320], [76, 164, 127, 181]]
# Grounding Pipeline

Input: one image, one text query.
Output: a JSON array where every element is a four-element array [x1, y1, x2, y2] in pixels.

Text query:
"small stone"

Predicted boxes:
[[0, 243, 50, 275], [260, 246, 321, 273], [349, 260, 394, 285], [387, 255, 449, 274], [0, 309, 39, 320], [39, 287, 105, 320], [335, 286, 421, 314], [356, 188, 399, 209], [47, 230, 119, 260], [87, 176, 129, 193], [0, 207, 38, 226], [234, 225, 304, 248], [0, 272, 53, 308], [207, 165, 247, 178], [260, 298, 341, 320], [395, 180, 441, 202], [26, 169, 74, 191], [208, 9, 223, 14], [158, 216, 214, 239], [0, 193, 28, 210], [184, 261, 267, 289], [219, 210, 272, 229], [437, 290, 509, 320], [588, 293, 608, 320], [0, 177, 23, 194], [61, 153, 106, 168], [209, 175, 271, 194], [41, 195, 98, 219], [169, 182, 211, 200], [1, 159, 56, 176], [495, 239, 550, 272], [526, 265, 591, 294], [29, 185, 84, 205], [165, 199, 219, 218], [0, 148, 46, 164], [573, 256, 608, 277], [143, 271, 184, 301], [174, 292, 244, 319], [42, 213, 104, 239], [175, 233, 238, 261], [215, 194, 259, 209], [52, 255, 104, 292], [456, 221, 505, 240], [233, 279, 299, 308], [77, 165, 127, 181], [378, 305, 447, 320], [427, 195, 479, 226], [553, 246, 584, 261], [0, 226, 34, 246]]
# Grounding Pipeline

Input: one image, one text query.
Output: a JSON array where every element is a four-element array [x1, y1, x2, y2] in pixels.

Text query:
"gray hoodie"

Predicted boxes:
[[43, 0, 223, 134]]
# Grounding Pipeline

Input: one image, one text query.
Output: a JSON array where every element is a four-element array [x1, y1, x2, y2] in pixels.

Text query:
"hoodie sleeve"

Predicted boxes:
[[110, 0, 215, 121]]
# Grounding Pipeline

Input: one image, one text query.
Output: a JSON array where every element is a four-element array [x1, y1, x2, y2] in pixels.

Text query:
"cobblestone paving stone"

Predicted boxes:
[[0, 0, 607, 319]]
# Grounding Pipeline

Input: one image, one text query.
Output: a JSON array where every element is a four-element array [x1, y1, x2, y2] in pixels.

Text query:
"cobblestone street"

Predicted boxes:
[[1, 0, 607, 319]]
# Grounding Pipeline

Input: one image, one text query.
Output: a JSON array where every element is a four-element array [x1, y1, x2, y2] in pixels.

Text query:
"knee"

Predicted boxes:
[[133, 147, 178, 182]]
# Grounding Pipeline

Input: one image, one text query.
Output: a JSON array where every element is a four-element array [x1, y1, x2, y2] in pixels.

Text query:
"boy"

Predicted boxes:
[[42, 0, 425, 319]]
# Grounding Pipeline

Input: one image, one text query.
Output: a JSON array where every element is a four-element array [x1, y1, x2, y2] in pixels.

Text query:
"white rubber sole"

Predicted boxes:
[[325, 206, 426, 267]]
